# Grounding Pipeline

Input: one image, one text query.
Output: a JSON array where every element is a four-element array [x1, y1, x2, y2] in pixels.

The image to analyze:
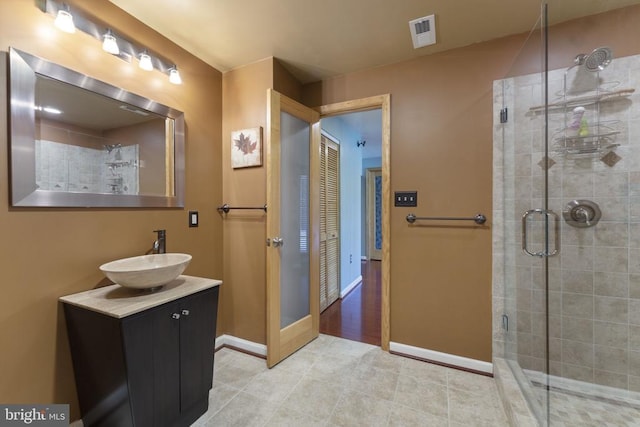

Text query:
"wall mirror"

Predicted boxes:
[[8, 47, 185, 207]]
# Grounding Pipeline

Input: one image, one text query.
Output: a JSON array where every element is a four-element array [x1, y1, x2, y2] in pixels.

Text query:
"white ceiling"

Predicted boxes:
[[335, 110, 383, 159], [108, 0, 640, 84]]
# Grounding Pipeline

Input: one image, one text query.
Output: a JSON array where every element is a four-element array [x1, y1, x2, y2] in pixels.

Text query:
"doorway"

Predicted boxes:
[[317, 95, 390, 350]]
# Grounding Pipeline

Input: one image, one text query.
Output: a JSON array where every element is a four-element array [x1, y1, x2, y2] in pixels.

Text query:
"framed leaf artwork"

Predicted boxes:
[[231, 127, 262, 168]]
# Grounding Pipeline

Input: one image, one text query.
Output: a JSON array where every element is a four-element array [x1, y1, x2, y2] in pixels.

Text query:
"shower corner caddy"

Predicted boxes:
[[530, 87, 635, 158]]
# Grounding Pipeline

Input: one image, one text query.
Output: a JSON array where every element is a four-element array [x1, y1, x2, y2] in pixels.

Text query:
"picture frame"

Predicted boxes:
[[231, 127, 262, 169]]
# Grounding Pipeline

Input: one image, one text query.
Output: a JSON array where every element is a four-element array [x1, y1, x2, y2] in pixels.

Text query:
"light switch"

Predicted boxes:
[[394, 191, 417, 207], [189, 211, 198, 227]]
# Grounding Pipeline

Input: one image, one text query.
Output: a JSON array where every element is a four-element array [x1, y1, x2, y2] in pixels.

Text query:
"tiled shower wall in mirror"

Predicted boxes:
[[36, 140, 139, 195]]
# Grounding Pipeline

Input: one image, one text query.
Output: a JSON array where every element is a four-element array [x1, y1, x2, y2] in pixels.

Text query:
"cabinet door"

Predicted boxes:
[[179, 287, 219, 411], [152, 301, 182, 425], [122, 301, 181, 427]]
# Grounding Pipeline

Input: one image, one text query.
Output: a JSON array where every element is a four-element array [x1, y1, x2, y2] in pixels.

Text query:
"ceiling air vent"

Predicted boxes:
[[409, 14, 436, 49]]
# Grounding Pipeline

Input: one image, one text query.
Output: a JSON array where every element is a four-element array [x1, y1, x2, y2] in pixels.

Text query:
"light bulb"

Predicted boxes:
[[54, 9, 75, 33], [102, 30, 120, 55], [169, 67, 182, 85], [139, 51, 153, 71]]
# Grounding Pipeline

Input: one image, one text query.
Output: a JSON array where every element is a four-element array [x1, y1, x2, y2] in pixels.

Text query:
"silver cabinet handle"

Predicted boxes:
[[271, 237, 283, 248], [522, 209, 560, 257], [171, 313, 181, 320], [181, 309, 190, 316]]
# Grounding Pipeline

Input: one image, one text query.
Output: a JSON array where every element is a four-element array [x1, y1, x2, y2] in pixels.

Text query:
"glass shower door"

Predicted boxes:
[[543, 0, 640, 424], [498, 2, 640, 425], [497, 3, 553, 425]]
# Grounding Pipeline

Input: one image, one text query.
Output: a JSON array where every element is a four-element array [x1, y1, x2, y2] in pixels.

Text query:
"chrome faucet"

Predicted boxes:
[[152, 229, 166, 254]]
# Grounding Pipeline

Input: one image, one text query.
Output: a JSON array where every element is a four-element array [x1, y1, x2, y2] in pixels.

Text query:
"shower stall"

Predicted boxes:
[[493, 2, 640, 425]]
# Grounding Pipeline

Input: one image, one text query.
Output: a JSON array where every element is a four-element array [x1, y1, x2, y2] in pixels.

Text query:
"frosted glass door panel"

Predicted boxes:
[[279, 111, 311, 329]]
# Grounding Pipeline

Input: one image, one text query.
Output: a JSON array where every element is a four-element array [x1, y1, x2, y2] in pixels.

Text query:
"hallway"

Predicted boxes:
[[319, 260, 381, 346]]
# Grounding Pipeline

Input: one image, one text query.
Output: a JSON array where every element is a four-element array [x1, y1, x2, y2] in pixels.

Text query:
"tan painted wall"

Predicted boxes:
[[300, 5, 640, 363], [301, 37, 527, 362], [220, 58, 303, 344], [0, 0, 222, 418], [221, 59, 272, 343]]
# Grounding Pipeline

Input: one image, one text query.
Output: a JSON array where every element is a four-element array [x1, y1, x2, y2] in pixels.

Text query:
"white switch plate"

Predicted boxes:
[[189, 211, 198, 227]]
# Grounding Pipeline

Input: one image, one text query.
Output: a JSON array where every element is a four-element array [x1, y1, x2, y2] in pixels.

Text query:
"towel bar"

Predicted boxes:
[[406, 213, 486, 225], [217, 203, 267, 214]]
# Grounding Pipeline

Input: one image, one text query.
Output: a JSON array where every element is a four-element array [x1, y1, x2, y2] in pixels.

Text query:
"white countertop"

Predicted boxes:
[[59, 275, 222, 318]]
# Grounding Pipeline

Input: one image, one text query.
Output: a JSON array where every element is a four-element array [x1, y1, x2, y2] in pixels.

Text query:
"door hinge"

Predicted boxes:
[[500, 107, 508, 124]]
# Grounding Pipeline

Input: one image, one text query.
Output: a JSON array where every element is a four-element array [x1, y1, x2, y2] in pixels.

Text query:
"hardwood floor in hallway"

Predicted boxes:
[[319, 260, 381, 346]]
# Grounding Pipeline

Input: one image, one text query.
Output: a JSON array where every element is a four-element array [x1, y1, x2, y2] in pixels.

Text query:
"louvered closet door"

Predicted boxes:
[[320, 135, 340, 312]]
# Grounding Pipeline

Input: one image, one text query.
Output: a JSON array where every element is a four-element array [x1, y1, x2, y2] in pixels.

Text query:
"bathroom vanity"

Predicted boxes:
[[60, 275, 221, 427]]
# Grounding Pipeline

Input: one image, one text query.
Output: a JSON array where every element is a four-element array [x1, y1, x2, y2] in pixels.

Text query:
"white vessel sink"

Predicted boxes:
[[99, 253, 192, 289]]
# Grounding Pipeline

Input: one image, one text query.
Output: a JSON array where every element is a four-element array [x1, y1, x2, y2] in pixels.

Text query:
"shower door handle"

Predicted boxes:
[[522, 209, 560, 257]]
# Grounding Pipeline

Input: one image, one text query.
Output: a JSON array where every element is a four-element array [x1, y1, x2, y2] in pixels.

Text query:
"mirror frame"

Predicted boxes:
[[8, 47, 185, 208]]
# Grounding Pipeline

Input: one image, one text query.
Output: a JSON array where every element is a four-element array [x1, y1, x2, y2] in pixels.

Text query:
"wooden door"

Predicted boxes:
[[266, 89, 320, 367], [320, 133, 340, 312]]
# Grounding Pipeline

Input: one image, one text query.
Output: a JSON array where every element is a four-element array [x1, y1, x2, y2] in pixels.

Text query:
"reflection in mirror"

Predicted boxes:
[[8, 48, 184, 207]]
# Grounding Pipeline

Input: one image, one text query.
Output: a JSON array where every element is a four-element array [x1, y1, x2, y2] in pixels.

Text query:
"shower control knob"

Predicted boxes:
[[562, 200, 601, 228]]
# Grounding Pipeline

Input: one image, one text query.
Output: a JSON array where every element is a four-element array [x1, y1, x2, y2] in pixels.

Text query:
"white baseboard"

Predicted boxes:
[[340, 275, 362, 298], [390, 341, 493, 374], [215, 334, 267, 357]]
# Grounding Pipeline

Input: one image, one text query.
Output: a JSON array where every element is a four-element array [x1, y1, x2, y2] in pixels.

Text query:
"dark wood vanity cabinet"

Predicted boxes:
[[63, 286, 219, 427]]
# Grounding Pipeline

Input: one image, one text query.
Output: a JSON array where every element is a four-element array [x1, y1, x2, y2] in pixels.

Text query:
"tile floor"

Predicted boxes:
[[534, 387, 640, 427], [193, 334, 509, 426]]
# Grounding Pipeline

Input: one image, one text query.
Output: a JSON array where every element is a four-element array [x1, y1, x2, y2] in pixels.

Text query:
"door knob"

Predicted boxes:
[[181, 309, 190, 316], [271, 237, 284, 247], [171, 313, 180, 320]]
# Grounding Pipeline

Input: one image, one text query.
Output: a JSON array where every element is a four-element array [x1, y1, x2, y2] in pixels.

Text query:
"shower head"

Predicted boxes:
[[584, 47, 612, 71]]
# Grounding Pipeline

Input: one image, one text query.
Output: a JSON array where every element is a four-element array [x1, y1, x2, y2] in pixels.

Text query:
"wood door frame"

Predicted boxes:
[[317, 94, 391, 351], [366, 167, 382, 261]]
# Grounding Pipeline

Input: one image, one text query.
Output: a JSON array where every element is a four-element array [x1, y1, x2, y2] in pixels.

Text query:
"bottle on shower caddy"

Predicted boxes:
[[579, 117, 590, 137], [568, 106, 586, 136]]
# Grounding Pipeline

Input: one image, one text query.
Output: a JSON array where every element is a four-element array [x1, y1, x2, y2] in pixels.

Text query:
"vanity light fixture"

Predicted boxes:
[[54, 5, 75, 33], [169, 66, 182, 85], [139, 50, 153, 71], [102, 30, 120, 55], [40, 0, 183, 86]]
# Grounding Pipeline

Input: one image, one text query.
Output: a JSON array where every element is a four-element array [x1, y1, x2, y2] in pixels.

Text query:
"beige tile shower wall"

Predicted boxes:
[[500, 54, 640, 393]]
